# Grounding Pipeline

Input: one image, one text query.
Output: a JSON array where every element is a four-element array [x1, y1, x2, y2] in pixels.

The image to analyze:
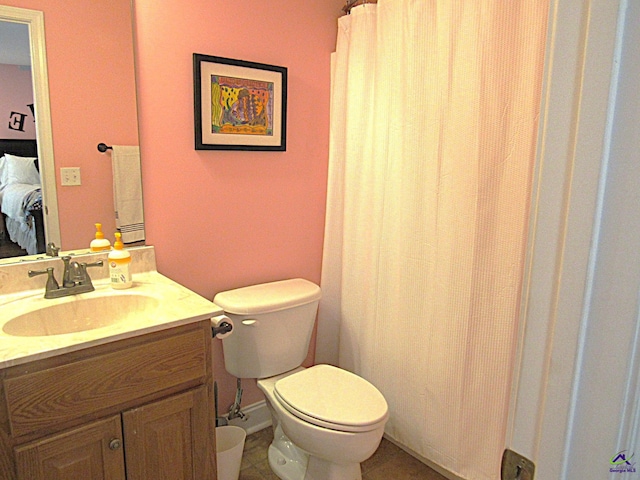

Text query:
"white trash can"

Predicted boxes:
[[216, 426, 246, 480]]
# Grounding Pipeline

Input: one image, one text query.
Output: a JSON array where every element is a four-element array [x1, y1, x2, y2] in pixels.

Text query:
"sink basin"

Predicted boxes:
[[3, 293, 160, 337]]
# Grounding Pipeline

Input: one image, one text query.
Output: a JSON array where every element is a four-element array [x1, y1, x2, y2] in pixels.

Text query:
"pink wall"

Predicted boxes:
[[133, 0, 342, 408], [0, 63, 35, 139], [5, 0, 139, 249]]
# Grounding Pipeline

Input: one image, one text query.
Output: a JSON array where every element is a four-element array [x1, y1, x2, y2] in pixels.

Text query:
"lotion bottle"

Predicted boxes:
[[108, 232, 132, 289], [90, 223, 111, 252]]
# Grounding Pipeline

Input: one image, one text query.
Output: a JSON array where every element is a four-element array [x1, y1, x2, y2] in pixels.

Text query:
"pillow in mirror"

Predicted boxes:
[[3, 154, 40, 186]]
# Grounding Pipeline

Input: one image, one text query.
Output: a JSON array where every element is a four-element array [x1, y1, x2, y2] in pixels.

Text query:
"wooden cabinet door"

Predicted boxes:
[[122, 386, 214, 480], [14, 415, 125, 480]]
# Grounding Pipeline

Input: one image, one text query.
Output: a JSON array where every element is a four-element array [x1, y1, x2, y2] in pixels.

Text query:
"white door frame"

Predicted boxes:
[[507, 0, 637, 478]]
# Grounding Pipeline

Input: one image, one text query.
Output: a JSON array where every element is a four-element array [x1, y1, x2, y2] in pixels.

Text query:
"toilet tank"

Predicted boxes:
[[214, 279, 322, 379]]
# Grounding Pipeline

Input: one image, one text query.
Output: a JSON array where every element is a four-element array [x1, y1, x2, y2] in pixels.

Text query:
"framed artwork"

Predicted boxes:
[[193, 54, 287, 151]]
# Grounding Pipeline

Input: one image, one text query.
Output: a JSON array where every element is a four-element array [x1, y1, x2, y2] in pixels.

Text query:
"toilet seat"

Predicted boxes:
[[274, 364, 388, 433]]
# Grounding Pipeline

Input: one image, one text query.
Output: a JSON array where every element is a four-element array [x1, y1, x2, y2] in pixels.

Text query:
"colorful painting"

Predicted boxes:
[[194, 54, 287, 151], [211, 76, 273, 136]]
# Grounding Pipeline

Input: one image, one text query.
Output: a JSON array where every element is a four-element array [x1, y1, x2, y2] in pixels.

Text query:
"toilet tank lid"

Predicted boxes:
[[213, 278, 322, 315]]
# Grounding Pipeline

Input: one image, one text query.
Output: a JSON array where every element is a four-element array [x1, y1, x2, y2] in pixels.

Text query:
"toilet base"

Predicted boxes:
[[268, 424, 308, 480], [267, 424, 363, 480]]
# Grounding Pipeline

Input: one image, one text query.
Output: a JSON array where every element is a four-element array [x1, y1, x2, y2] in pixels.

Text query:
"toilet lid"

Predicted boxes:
[[274, 364, 388, 433]]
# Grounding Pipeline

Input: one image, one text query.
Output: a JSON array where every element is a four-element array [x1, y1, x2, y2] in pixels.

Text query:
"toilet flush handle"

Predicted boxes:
[[242, 319, 258, 326]]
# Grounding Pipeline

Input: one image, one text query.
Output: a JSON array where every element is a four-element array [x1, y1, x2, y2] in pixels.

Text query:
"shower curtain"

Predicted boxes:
[[318, 1, 548, 478]]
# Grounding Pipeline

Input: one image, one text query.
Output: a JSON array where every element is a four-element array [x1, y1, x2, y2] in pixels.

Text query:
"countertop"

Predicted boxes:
[[0, 247, 222, 368]]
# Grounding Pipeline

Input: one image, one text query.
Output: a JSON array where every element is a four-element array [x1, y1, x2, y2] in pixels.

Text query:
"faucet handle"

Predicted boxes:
[[28, 266, 53, 278], [28, 267, 60, 293], [84, 260, 104, 269], [76, 260, 104, 286]]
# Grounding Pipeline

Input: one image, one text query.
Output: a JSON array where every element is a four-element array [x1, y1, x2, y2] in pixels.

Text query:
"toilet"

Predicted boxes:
[[214, 279, 388, 480]]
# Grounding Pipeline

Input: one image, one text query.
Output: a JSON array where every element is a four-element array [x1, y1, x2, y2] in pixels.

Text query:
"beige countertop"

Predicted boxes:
[[0, 247, 222, 368]]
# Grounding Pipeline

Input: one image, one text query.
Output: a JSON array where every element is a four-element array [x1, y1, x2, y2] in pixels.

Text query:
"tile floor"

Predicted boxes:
[[239, 427, 449, 480]]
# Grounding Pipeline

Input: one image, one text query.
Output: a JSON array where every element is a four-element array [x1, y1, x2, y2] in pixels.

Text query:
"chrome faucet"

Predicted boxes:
[[29, 256, 104, 299]]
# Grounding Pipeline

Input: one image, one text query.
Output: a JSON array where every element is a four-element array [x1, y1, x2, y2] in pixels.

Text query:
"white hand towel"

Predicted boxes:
[[111, 145, 145, 243]]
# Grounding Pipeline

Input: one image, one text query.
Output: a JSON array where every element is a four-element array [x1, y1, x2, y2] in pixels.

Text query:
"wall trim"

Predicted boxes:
[[225, 400, 272, 435]]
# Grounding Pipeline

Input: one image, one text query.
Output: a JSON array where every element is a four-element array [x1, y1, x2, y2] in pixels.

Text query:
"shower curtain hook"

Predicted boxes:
[[344, 0, 362, 14]]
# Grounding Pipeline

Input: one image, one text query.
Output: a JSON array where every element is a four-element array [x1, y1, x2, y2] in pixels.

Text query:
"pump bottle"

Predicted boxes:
[[90, 223, 111, 252], [108, 232, 132, 289]]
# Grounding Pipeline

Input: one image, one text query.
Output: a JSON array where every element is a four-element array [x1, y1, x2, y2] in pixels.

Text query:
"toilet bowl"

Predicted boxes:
[[258, 365, 388, 480], [214, 279, 389, 480]]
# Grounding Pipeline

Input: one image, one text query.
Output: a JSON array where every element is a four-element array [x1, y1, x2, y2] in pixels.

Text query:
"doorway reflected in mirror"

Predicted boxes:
[[0, 1, 143, 262]]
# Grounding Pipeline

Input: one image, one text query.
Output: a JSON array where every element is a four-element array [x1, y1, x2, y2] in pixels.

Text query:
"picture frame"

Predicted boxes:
[[193, 54, 287, 151]]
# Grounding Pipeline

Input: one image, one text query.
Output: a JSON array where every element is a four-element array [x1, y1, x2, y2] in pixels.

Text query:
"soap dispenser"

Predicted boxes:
[[90, 223, 111, 252], [108, 232, 132, 289]]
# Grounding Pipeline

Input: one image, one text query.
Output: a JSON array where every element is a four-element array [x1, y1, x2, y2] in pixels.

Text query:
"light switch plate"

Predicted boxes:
[[61, 167, 81, 186]]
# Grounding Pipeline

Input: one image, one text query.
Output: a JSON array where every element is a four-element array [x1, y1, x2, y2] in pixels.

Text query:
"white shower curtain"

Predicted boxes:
[[318, 1, 548, 479]]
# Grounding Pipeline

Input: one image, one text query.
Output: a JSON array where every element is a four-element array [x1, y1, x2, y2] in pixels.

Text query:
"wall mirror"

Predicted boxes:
[[0, 1, 142, 263]]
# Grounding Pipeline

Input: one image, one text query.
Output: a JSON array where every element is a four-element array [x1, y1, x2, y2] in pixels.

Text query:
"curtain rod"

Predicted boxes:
[[343, 0, 377, 14]]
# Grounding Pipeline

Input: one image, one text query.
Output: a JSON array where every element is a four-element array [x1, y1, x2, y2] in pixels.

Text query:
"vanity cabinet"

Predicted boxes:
[[0, 321, 216, 480], [123, 386, 210, 480], [15, 415, 126, 479]]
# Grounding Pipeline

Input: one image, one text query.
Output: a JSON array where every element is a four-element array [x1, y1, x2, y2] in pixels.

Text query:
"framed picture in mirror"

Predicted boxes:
[[193, 54, 287, 151]]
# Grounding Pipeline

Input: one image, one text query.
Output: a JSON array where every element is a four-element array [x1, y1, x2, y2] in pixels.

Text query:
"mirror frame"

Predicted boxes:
[[0, 5, 60, 248]]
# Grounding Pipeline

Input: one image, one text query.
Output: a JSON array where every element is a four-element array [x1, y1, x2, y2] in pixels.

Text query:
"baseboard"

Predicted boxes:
[[224, 400, 272, 435]]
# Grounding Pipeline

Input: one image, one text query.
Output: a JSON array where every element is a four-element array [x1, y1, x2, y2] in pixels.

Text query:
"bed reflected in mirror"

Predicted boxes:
[[0, 140, 43, 258]]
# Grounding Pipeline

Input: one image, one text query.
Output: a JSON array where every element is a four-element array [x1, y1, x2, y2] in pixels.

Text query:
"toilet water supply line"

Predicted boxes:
[[228, 378, 246, 421], [213, 377, 246, 425], [210, 318, 245, 423]]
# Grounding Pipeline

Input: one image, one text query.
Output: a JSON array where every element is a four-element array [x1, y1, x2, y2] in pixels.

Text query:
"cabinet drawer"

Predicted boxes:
[[4, 327, 207, 438]]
